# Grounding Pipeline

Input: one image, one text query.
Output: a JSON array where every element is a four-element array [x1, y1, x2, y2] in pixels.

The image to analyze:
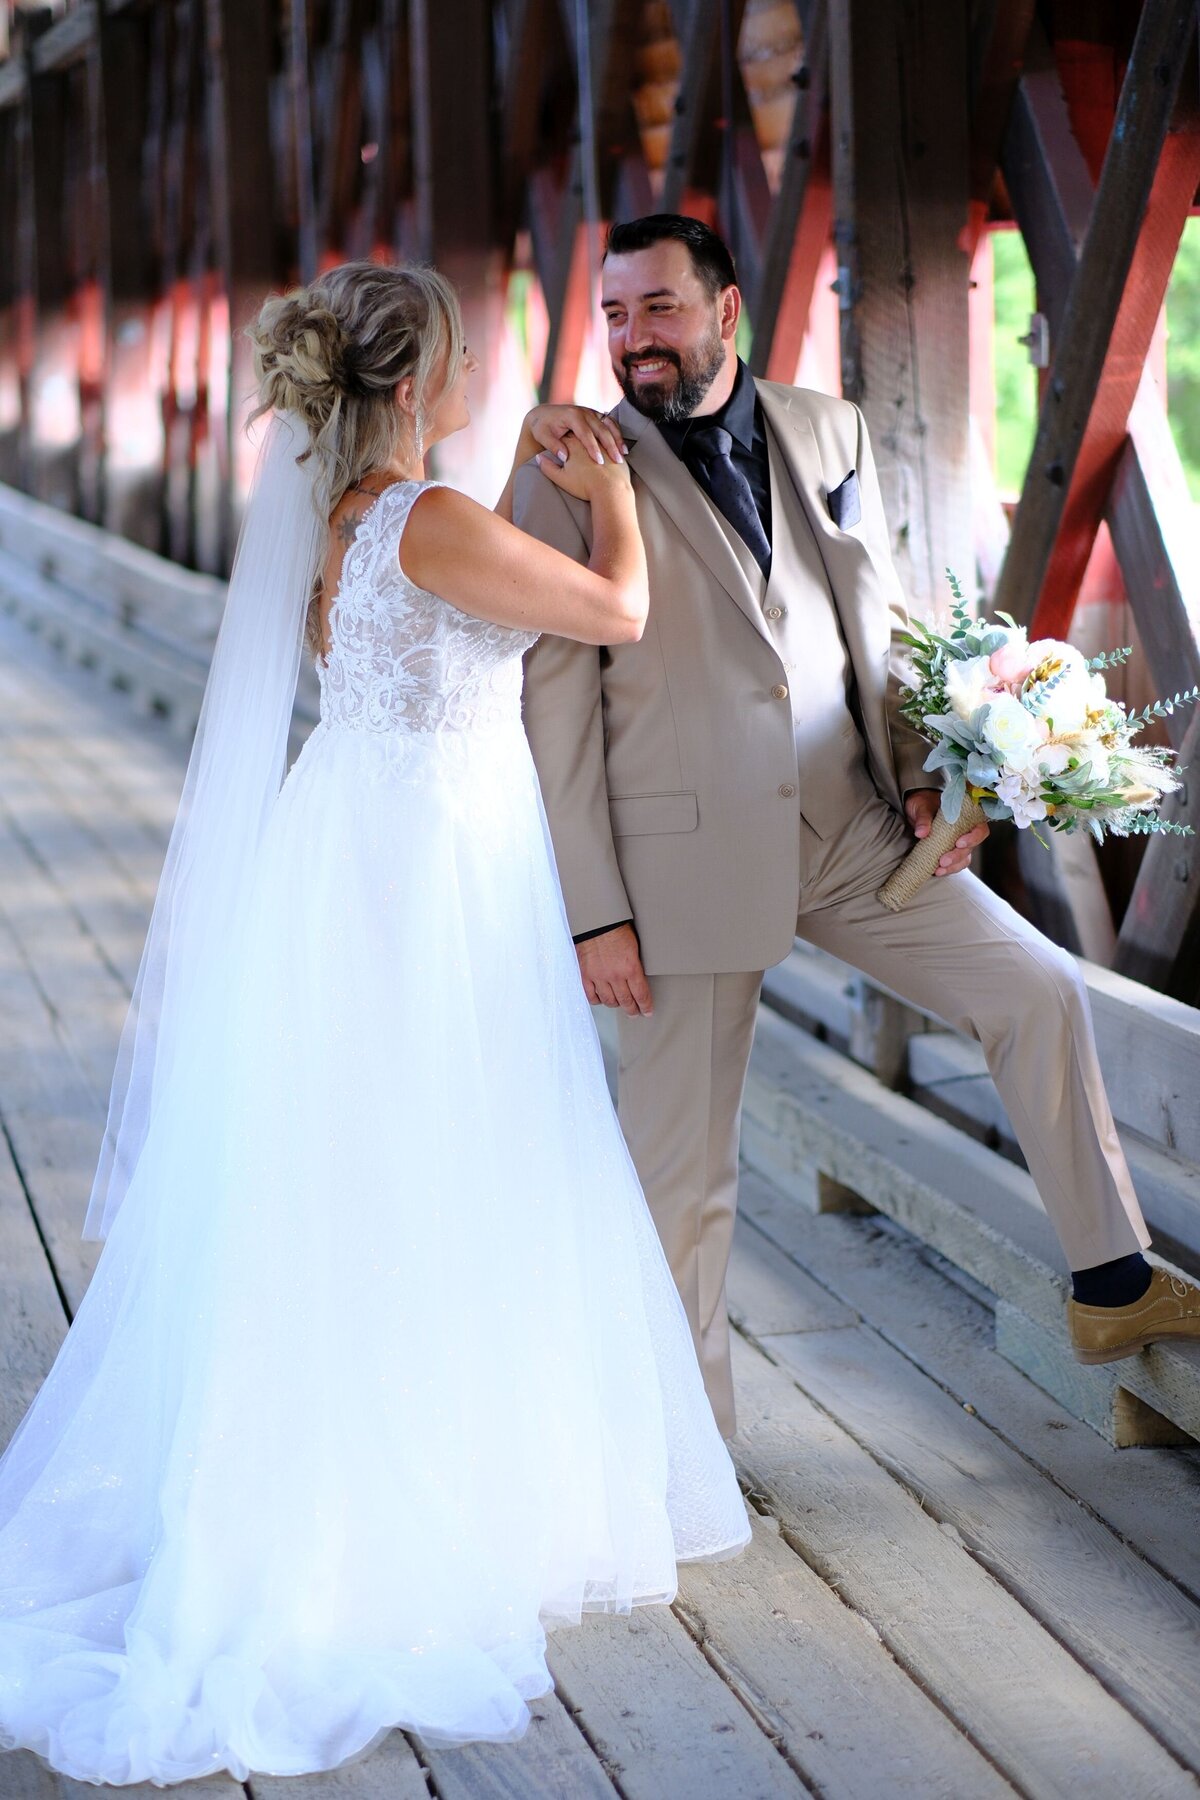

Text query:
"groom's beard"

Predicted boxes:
[[616, 324, 726, 424]]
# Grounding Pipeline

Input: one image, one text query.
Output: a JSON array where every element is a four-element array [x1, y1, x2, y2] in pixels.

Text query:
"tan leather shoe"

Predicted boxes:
[[1069, 1268, 1200, 1365]]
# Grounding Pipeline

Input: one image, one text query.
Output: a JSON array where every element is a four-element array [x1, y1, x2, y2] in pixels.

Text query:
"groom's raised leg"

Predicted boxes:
[[615, 970, 763, 1437], [797, 823, 1149, 1272]]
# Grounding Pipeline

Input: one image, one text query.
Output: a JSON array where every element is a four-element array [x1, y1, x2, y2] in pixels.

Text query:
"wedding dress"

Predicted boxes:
[[0, 477, 749, 1786]]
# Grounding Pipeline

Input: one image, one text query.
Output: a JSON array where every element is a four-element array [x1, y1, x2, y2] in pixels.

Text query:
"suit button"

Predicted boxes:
[[766, 606, 784, 620], [771, 683, 789, 700], [778, 783, 796, 798]]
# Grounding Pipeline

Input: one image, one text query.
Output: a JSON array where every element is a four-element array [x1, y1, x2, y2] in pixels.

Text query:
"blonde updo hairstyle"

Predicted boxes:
[[248, 260, 463, 647], [250, 261, 464, 510]]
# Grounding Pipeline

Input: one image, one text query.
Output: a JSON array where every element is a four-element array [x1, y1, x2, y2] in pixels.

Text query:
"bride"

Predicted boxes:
[[0, 260, 748, 1787]]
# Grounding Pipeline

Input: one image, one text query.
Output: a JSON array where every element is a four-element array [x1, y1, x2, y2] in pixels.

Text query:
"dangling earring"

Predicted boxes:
[[412, 404, 426, 467]]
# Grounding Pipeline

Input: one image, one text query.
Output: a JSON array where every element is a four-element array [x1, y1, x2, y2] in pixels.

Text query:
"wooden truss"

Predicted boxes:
[[1, 0, 1199, 998]]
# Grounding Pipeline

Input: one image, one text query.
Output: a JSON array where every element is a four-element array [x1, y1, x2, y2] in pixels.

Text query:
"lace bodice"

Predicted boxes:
[[316, 480, 539, 735]]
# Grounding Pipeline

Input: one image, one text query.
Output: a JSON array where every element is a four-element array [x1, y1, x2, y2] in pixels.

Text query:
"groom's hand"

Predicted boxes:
[[905, 787, 989, 876], [576, 924, 653, 1016]]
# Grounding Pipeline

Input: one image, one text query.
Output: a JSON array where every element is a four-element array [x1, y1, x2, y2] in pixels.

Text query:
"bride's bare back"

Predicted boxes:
[[319, 437, 647, 657]]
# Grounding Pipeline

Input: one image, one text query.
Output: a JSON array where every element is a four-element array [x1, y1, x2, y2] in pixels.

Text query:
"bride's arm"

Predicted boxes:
[[402, 439, 647, 646], [494, 404, 625, 522]]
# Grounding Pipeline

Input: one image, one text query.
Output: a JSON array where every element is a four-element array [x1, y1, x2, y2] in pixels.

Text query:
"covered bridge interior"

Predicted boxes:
[[0, 0, 1198, 990]]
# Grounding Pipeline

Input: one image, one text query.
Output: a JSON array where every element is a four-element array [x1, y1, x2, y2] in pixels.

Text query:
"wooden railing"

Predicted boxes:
[[749, 943, 1200, 1448], [0, 481, 319, 736]]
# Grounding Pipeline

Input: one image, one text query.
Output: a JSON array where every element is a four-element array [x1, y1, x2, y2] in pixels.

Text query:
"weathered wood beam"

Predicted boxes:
[[749, 0, 830, 380], [96, 0, 169, 553], [287, 0, 318, 282], [29, 1, 97, 77], [611, 146, 656, 224], [0, 62, 26, 112], [315, 0, 365, 259], [0, 114, 15, 313], [497, 0, 559, 247], [95, 14, 151, 313], [26, 38, 79, 513], [158, 0, 203, 565], [0, 112, 21, 486], [829, 0, 972, 614], [361, 0, 409, 255], [993, 0, 1200, 639], [529, 156, 591, 400], [559, 0, 645, 219], [1113, 707, 1200, 1004], [1000, 36, 1096, 330], [530, 0, 643, 400], [205, 0, 275, 561], [1052, 11, 1132, 188], [12, 47, 37, 492], [29, 69, 69, 324], [410, 0, 495, 267], [78, 36, 109, 525], [659, 0, 749, 213], [963, 0, 1037, 261], [1108, 379, 1200, 747], [724, 87, 772, 312]]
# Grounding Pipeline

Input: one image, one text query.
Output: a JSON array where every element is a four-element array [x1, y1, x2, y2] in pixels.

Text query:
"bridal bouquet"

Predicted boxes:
[[878, 573, 1197, 912]]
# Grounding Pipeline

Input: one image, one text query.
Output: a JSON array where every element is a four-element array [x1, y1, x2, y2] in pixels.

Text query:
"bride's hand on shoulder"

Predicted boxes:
[[536, 432, 633, 504], [524, 403, 626, 468]]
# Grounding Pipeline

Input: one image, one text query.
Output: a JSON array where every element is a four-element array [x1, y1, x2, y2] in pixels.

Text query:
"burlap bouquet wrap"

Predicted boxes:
[[877, 793, 988, 913]]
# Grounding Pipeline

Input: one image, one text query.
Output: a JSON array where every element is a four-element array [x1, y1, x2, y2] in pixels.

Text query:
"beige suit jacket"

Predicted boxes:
[[516, 381, 931, 976]]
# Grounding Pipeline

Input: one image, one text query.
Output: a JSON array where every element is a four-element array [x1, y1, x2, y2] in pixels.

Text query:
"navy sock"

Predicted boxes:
[[1071, 1252, 1153, 1308]]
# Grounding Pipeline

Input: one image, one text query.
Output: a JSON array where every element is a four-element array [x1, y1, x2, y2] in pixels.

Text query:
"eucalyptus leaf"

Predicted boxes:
[[942, 771, 967, 824], [965, 752, 1001, 786]]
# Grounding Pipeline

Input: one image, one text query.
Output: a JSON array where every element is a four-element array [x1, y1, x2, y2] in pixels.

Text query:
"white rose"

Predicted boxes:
[[1055, 669, 1109, 736], [979, 692, 1048, 773], [1037, 742, 1073, 778], [944, 653, 994, 721], [1026, 637, 1086, 677]]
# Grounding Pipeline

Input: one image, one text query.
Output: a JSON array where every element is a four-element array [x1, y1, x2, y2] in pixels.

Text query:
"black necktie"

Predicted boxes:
[[684, 424, 772, 576]]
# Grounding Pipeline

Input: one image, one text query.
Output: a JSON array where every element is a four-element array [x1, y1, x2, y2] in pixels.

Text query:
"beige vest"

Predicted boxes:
[[695, 422, 880, 842]]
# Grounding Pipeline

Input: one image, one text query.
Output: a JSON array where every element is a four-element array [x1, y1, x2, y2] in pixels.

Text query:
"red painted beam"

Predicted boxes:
[[993, 0, 1200, 640], [1054, 33, 1122, 186], [1030, 115, 1200, 639], [763, 165, 832, 383]]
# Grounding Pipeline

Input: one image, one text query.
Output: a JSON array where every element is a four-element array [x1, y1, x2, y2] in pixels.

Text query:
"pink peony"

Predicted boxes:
[[988, 635, 1036, 688]]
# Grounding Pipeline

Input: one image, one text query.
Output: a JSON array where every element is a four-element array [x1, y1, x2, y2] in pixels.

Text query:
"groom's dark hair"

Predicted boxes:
[[604, 215, 738, 298]]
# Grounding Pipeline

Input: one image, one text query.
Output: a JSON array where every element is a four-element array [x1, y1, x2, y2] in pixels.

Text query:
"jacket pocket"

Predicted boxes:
[[609, 791, 699, 836]]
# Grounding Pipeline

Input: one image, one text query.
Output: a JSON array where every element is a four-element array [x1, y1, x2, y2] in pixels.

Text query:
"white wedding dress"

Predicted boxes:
[[0, 479, 749, 1787]]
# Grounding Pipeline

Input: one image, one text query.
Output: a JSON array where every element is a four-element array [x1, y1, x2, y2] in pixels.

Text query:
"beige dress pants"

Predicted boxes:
[[615, 797, 1150, 1438]]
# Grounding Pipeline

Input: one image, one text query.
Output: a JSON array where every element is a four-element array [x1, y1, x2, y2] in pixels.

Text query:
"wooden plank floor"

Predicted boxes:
[[2, 610, 1200, 1799]]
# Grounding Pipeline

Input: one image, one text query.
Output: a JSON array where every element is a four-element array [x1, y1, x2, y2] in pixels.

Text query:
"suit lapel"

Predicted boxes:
[[756, 380, 902, 805], [756, 382, 890, 665], [754, 383, 828, 539], [618, 399, 771, 645]]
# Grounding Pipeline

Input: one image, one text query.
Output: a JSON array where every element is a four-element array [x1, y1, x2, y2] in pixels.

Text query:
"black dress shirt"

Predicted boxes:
[[658, 358, 773, 574]]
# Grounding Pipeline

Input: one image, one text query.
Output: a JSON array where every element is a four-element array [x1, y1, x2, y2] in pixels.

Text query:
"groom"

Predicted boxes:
[[515, 213, 1200, 1437]]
